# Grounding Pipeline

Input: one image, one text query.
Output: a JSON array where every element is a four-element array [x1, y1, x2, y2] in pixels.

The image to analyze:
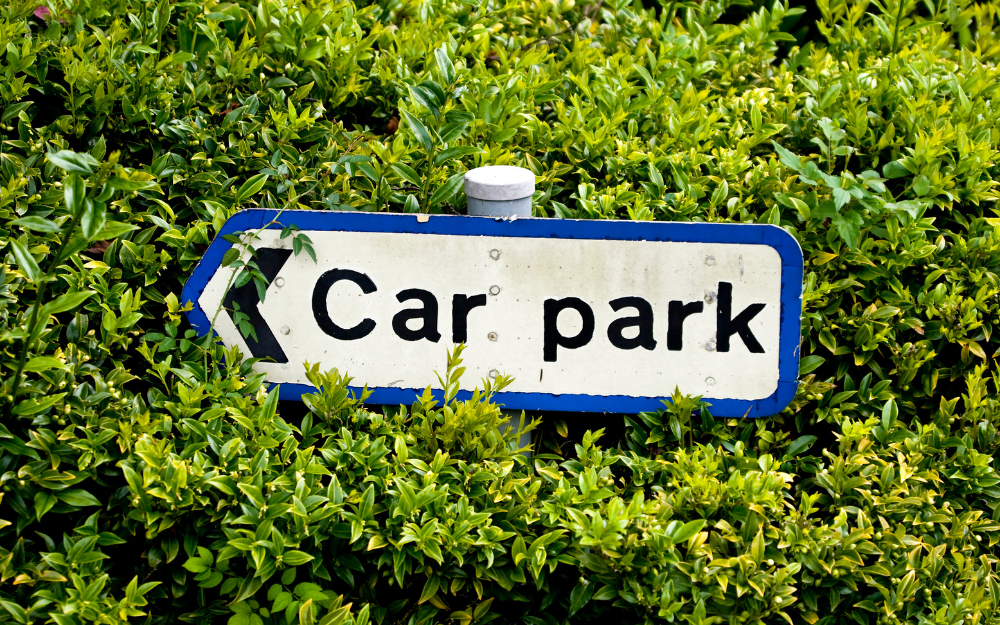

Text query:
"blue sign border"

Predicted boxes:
[[182, 210, 803, 417]]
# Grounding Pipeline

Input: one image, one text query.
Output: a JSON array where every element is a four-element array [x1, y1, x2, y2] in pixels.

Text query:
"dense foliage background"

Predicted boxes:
[[2, 0, 1000, 623]]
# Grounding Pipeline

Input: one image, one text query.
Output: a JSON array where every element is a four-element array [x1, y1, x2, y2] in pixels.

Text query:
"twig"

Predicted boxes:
[[884, 1, 907, 83], [9, 211, 82, 411], [890, 0, 905, 55], [665, 0, 677, 24]]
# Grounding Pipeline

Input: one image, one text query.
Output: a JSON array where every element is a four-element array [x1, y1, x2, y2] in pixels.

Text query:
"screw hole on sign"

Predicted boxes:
[[488, 369, 498, 379], [490, 249, 501, 260], [706, 377, 716, 385], [275, 277, 285, 287], [489, 285, 501, 296], [488, 332, 498, 341], [706, 341, 717, 351]]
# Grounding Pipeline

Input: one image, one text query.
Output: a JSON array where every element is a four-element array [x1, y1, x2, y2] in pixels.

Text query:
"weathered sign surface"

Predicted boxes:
[[182, 210, 803, 416]]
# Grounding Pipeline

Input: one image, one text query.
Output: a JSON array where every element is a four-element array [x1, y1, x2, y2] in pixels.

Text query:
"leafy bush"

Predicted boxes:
[[2, 0, 1000, 624]]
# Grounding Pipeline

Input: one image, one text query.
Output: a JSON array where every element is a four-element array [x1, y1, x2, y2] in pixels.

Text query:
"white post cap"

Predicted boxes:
[[464, 166, 535, 201]]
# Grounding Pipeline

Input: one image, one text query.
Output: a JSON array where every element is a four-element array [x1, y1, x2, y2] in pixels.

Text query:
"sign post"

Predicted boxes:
[[463, 166, 535, 451], [182, 204, 803, 417]]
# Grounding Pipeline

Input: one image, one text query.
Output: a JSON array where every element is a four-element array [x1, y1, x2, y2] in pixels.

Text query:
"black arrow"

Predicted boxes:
[[223, 248, 293, 362]]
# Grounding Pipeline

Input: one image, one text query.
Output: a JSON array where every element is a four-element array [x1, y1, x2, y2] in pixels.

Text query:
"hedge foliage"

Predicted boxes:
[[2, 0, 1000, 623]]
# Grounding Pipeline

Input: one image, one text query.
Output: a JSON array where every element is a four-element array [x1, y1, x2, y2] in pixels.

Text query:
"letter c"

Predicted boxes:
[[312, 269, 377, 340]]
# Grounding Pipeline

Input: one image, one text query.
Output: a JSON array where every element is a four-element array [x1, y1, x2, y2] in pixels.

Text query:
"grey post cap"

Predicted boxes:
[[464, 166, 535, 201]]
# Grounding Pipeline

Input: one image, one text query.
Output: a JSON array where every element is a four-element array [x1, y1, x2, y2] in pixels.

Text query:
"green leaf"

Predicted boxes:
[[391, 163, 422, 187], [671, 519, 706, 543], [818, 82, 842, 109], [784, 435, 817, 458], [266, 77, 297, 89], [64, 173, 87, 216], [0, 600, 27, 624], [473, 598, 494, 620], [799, 355, 825, 375], [833, 210, 864, 250], [491, 127, 518, 143], [418, 576, 439, 604], [259, 386, 279, 427], [882, 160, 910, 179], [568, 579, 594, 617], [282, 551, 314, 566], [433, 146, 482, 166], [43, 291, 94, 315], [434, 45, 455, 84], [94, 221, 140, 240], [11, 240, 42, 282], [592, 585, 618, 601], [881, 398, 898, 429], [438, 121, 469, 144], [222, 248, 241, 267], [82, 200, 108, 240], [34, 491, 56, 520], [2, 101, 32, 122], [832, 186, 852, 210], [634, 64, 655, 89], [90, 135, 107, 161], [751, 529, 765, 564], [11, 217, 61, 233], [12, 393, 66, 415], [24, 356, 69, 372], [232, 575, 264, 604], [48, 150, 99, 174], [238, 483, 265, 508], [771, 141, 802, 172], [229, 614, 251, 625], [272, 591, 294, 612], [649, 164, 664, 190], [56, 488, 102, 507], [428, 172, 465, 207], [107, 177, 159, 191], [400, 109, 433, 152], [236, 174, 269, 204]]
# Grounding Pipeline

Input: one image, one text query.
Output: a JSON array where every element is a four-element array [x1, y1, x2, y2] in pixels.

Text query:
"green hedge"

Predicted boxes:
[[2, 0, 1000, 623]]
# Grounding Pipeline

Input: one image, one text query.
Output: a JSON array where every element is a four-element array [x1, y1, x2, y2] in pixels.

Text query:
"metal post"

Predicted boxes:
[[465, 166, 534, 218], [464, 166, 534, 455]]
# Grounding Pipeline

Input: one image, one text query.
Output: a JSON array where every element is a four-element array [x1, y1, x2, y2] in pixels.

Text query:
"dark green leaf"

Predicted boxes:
[[784, 435, 817, 458], [56, 489, 102, 507]]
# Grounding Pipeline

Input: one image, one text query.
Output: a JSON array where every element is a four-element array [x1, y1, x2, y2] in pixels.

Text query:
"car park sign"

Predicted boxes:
[[182, 210, 803, 417]]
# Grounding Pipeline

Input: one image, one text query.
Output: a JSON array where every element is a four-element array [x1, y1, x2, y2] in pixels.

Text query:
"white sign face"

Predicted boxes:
[[183, 211, 803, 416]]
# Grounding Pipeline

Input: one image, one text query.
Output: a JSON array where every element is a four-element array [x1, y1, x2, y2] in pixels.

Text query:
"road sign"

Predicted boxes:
[[182, 210, 803, 417]]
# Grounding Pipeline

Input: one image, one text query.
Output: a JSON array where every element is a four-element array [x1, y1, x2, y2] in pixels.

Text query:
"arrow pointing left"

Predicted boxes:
[[223, 248, 292, 363]]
